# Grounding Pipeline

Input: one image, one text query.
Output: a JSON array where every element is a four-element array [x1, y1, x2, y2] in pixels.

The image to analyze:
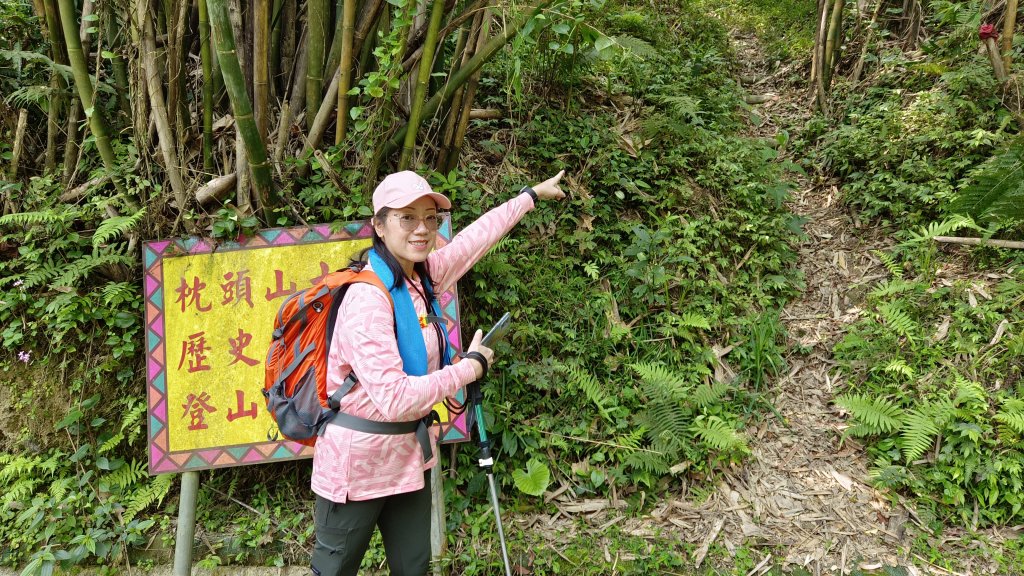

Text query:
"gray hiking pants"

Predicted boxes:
[[310, 472, 432, 576]]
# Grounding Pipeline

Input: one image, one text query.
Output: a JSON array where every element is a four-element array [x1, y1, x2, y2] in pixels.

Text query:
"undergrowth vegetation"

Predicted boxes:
[[801, 0, 1024, 544], [0, 0, 803, 571]]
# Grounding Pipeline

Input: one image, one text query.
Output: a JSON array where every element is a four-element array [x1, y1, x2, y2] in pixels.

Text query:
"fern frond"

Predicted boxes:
[[0, 455, 39, 486], [21, 260, 61, 289], [899, 409, 940, 462], [49, 254, 133, 289], [630, 362, 691, 402], [869, 279, 919, 300], [103, 460, 147, 493], [656, 95, 704, 124], [612, 427, 646, 455], [690, 416, 748, 453], [835, 394, 905, 434], [881, 358, 916, 379], [877, 303, 919, 342], [97, 433, 124, 455], [4, 85, 53, 109], [564, 363, 613, 421], [874, 250, 904, 279], [0, 49, 74, 79], [122, 475, 173, 523], [902, 215, 977, 245], [2, 477, 40, 505], [952, 376, 987, 416], [607, 35, 659, 60], [48, 476, 73, 501], [93, 208, 146, 248], [953, 135, 1024, 223], [692, 381, 730, 408], [622, 450, 670, 474], [995, 398, 1024, 435], [0, 210, 67, 228]]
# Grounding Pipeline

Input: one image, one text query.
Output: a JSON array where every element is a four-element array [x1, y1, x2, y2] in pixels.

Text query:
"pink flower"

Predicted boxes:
[[979, 23, 999, 40], [13, 279, 23, 287], [17, 351, 30, 363]]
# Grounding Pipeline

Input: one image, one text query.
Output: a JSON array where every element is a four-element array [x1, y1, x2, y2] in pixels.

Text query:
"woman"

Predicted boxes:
[[311, 169, 566, 575]]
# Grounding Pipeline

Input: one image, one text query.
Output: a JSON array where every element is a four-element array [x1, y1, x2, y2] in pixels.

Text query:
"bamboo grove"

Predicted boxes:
[[809, 0, 1020, 117], [1, 0, 554, 224]]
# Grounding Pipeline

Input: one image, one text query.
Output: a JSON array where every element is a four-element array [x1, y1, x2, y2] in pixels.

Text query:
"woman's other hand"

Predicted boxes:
[[466, 329, 495, 380], [532, 170, 566, 201]]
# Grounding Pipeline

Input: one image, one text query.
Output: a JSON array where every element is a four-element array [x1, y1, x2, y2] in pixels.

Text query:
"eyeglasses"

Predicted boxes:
[[392, 213, 446, 231]]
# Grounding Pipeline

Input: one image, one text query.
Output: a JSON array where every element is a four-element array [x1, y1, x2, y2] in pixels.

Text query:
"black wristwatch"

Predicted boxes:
[[520, 185, 538, 203]]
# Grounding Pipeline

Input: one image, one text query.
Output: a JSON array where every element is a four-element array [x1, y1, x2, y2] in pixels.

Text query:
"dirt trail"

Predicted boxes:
[[636, 33, 917, 574]]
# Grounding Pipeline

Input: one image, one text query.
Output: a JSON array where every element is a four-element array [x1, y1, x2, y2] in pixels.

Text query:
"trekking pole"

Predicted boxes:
[[466, 379, 513, 576]]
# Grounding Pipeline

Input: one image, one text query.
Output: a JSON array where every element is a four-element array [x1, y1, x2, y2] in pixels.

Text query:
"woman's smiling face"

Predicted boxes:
[[373, 195, 439, 276]]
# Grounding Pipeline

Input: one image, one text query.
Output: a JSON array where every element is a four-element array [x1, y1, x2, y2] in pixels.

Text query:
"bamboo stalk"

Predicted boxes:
[[199, 0, 215, 171], [383, 0, 553, 161], [196, 172, 238, 205], [985, 36, 1008, 81], [270, 0, 284, 95], [105, 13, 131, 118], [399, 0, 446, 169], [63, 98, 80, 186], [280, 0, 297, 96], [254, 0, 271, 139], [41, 0, 67, 174], [136, 0, 187, 209], [236, 130, 251, 209], [934, 236, 1024, 250], [9, 109, 28, 180], [851, 0, 882, 83], [306, 0, 328, 130], [336, 0, 357, 144], [208, 0, 278, 218], [354, 0, 385, 59], [435, 12, 477, 170], [823, 0, 844, 89], [446, 7, 490, 172], [57, 0, 124, 192], [1003, 0, 1018, 73]]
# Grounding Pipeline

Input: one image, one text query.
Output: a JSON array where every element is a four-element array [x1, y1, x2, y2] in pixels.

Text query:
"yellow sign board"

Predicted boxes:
[[144, 222, 468, 474]]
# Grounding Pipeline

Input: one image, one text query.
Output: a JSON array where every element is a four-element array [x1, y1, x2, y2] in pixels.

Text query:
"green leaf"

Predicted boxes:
[[594, 35, 615, 53], [512, 459, 550, 496]]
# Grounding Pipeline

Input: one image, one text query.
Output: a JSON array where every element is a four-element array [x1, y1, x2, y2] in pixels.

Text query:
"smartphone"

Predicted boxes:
[[480, 312, 512, 347]]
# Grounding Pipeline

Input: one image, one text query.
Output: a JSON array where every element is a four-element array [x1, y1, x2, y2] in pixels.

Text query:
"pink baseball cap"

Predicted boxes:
[[372, 171, 452, 213]]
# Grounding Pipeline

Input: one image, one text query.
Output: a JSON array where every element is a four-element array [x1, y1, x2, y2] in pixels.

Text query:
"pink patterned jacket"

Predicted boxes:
[[311, 192, 535, 502]]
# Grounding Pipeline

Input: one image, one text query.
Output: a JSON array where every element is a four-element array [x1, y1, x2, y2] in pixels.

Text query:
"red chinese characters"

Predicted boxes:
[[182, 392, 217, 431], [226, 390, 258, 421], [221, 269, 255, 308], [227, 329, 260, 367], [178, 332, 211, 372], [265, 269, 297, 301], [175, 276, 213, 313]]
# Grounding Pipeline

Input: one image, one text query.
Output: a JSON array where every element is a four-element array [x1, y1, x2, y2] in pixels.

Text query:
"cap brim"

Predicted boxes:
[[383, 191, 452, 210]]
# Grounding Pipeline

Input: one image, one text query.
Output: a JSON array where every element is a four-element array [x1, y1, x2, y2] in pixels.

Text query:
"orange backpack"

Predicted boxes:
[[263, 265, 391, 446]]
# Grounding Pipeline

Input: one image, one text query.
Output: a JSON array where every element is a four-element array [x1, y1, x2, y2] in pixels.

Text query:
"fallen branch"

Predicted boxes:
[[196, 172, 237, 205], [933, 236, 1024, 250]]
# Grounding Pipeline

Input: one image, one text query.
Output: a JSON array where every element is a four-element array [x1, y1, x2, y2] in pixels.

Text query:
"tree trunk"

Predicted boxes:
[[445, 8, 490, 172], [824, 0, 844, 89], [41, 0, 67, 175], [208, 0, 278, 219], [399, 0, 446, 169], [306, 0, 328, 130], [384, 0, 553, 162], [199, 0, 215, 171], [137, 0, 188, 209], [57, 0, 124, 193], [435, 17, 475, 171], [254, 0, 271, 139], [336, 0, 356, 144], [1003, 0, 1018, 73], [9, 109, 29, 181]]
